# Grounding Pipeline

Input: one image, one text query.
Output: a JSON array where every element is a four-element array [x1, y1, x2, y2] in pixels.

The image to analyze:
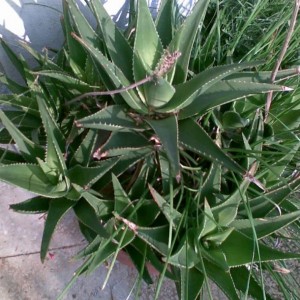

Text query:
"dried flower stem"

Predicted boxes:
[[264, 0, 300, 121]]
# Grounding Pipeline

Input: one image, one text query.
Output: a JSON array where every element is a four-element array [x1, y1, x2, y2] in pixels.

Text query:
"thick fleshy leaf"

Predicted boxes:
[[226, 68, 300, 83], [179, 118, 244, 174], [212, 180, 250, 226], [0, 164, 67, 198], [0, 94, 39, 117], [89, 0, 133, 81], [32, 70, 95, 92], [145, 77, 176, 108], [179, 80, 290, 119], [101, 131, 150, 156], [199, 261, 240, 300], [70, 34, 146, 112], [133, 0, 164, 106], [95, 148, 153, 190], [65, 0, 99, 48], [41, 198, 74, 261], [62, 0, 87, 69], [73, 199, 109, 238], [112, 174, 135, 217], [149, 185, 182, 229], [0, 110, 44, 163], [155, 0, 174, 47], [232, 210, 300, 239], [81, 190, 113, 218], [147, 115, 180, 177], [220, 230, 300, 267], [87, 228, 135, 274], [160, 61, 264, 112], [10, 196, 50, 214], [178, 267, 204, 300], [70, 129, 98, 167], [168, 0, 210, 84], [67, 157, 119, 187], [36, 93, 67, 175], [239, 175, 300, 217], [76, 105, 145, 132], [231, 266, 272, 300], [134, 0, 163, 72], [201, 163, 222, 204], [167, 237, 200, 268], [0, 38, 27, 83], [136, 225, 169, 256], [126, 245, 153, 285]]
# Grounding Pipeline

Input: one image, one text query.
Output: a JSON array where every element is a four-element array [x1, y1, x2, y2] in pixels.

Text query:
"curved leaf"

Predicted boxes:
[[179, 118, 244, 174], [41, 198, 74, 261]]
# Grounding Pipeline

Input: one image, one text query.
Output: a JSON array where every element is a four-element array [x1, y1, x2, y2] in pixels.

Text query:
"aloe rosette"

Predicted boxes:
[[1, 1, 300, 299]]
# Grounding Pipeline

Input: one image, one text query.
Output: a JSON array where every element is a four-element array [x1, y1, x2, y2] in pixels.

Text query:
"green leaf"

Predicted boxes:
[[81, 190, 113, 218], [239, 175, 300, 217], [212, 180, 250, 227], [199, 261, 240, 300], [136, 225, 169, 256], [126, 245, 153, 285], [36, 93, 67, 175], [95, 148, 153, 190], [220, 230, 300, 267], [160, 61, 264, 112], [168, 0, 210, 84], [70, 34, 146, 112], [62, 0, 87, 68], [0, 38, 27, 83], [88, 226, 135, 274], [226, 68, 300, 83], [180, 80, 290, 119], [134, 0, 163, 72], [76, 105, 145, 132], [67, 157, 119, 187], [0, 110, 44, 163], [112, 174, 135, 217], [201, 163, 222, 204], [0, 147, 25, 164], [0, 94, 39, 117], [10, 196, 50, 214], [133, 0, 164, 106], [231, 266, 272, 300], [65, 0, 99, 48], [155, 0, 174, 48], [179, 119, 244, 174], [145, 77, 176, 108], [233, 210, 300, 239], [0, 164, 67, 198], [101, 131, 150, 156], [178, 267, 204, 300], [89, 0, 133, 81], [41, 198, 74, 261], [73, 199, 109, 238], [222, 111, 248, 129], [32, 70, 95, 92], [70, 129, 98, 167], [147, 115, 180, 177], [149, 185, 182, 229], [167, 237, 200, 268]]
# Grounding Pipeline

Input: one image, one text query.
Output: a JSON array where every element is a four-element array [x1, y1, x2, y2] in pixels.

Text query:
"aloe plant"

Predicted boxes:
[[0, 0, 300, 299]]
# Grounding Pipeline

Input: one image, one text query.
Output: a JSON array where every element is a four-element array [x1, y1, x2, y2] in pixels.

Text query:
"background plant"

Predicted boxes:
[[0, 0, 300, 299]]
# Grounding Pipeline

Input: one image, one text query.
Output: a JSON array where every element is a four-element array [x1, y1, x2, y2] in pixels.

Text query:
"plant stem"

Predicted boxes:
[[66, 76, 153, 105], [264, 0, 300, 122]]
